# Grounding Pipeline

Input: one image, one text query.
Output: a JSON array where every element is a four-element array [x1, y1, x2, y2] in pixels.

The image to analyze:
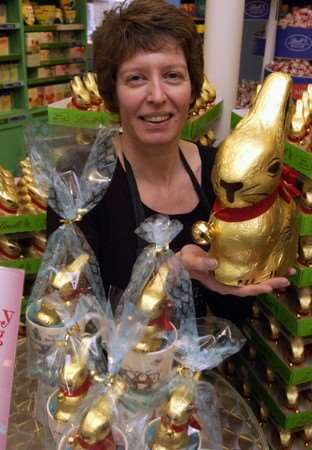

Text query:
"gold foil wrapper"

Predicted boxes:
[[194, 72, 297, 286]]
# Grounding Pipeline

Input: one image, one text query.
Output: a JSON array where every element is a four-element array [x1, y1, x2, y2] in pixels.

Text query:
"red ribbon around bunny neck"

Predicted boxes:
[[74, 431, 115, 450], [213, 165, 300, 222], [149, 308, 174, 332], [161, 414, 202, 432]]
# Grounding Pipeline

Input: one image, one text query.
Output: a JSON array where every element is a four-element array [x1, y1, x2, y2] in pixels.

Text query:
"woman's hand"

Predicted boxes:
[[178, 244, 292, 297]]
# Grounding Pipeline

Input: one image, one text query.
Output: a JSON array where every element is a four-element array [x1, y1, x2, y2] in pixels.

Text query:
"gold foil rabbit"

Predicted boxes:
[[54, 334, 92, 424], [69, 76, 92, 110], [83, 73, 103, 106], [34, 253, 90, 326], [150, 384, 200, 450], [134, 263, 172, 353], [68, 376, 127, 450], [193, 72, 298, 286]]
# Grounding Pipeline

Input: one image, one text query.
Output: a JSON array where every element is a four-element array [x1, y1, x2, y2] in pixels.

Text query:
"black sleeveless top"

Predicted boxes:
[[47, 144, 252, 326]]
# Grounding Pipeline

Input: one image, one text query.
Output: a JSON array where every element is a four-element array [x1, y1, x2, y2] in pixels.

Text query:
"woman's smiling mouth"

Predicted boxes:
[[140, 113, 173, 123]]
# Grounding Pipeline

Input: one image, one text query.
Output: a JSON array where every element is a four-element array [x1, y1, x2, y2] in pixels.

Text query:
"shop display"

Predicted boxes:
[[287, 85, 312, 151], [19, 123, 271, 450], [192, 72, 298, 286], [68, 73, 105, 111], [236, 79, 259, 109], [279, 6, 312, 29]]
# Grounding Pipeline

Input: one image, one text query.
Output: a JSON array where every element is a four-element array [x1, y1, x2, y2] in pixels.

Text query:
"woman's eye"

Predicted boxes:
[[126, 74, 144, 84], [166, 71, 183, 82]]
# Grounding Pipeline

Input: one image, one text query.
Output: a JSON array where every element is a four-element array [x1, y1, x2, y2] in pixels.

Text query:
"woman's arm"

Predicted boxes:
[[179, 244, 292, 297]]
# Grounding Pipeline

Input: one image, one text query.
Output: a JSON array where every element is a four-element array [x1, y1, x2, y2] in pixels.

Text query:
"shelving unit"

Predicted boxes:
[[231, 108, 312, 450], [0, 0, 87, 174]]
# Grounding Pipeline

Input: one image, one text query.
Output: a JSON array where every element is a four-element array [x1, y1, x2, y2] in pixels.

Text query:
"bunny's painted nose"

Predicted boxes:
[[220, 180, 243, 203]]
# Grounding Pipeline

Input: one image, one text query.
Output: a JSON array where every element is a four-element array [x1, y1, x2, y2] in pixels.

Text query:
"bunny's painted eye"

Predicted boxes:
[[268, 161, 281, 175]]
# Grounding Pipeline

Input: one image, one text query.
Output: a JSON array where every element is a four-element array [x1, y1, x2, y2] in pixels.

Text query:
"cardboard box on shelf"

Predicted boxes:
[[38, 66, 53, 78], [0, 4, 7, 24], [55, 64, 69, 76], [28, 87, 41, 109], [68, 46, 84, 59], [275, 27, 312, 60], [44, 85, 56, 105], [40, 49, 50, 62], [0, 64, 11, 83], [9, 64, 18, 83], [0, 36, 9, 56], [38, 31, 54, 43], [0, 92, 12, 112], [25, 33, 40, 54]]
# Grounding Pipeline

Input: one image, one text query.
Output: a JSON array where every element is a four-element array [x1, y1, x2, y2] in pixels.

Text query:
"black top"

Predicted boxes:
[[47, 144, 252, 326]]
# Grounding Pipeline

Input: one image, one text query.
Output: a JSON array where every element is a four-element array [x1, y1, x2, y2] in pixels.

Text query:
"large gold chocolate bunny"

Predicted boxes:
[[193, 72, 298, 286]]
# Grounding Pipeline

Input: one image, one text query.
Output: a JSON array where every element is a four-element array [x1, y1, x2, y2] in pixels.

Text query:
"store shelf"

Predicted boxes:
[[0, 257, 41, 275], [27, 58, 84, 68], [0, 81, 23, 90], [24, 24, 85, 32], [0, 23, 20, 31], [238, 354, 312, 430], [181, 99, 223, 140], [0, 53, 21, 63], [0, 109, 27, 123], [28, 75, 76, 87], [0, 213, 46, 234], [40, 42, 84, 49], [259, 293, 312, 338], [48, 98, 117, 128], [244, 321, 312, 385], [29, 106, 48, 115]]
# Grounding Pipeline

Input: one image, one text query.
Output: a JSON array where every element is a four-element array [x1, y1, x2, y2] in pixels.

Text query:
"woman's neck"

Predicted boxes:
[[116, 133, 182, 186]]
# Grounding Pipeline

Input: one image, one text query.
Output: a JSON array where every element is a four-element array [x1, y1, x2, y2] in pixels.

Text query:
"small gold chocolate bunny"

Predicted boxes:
[[150, 384, 198, 450]]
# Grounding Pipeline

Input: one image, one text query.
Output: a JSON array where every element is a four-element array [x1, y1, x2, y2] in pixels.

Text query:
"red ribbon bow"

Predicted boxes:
[[60, 375, 91, 398], [149, 308, 174, 332]]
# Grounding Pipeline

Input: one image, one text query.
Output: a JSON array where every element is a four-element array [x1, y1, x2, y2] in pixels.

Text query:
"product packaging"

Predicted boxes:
[[24, 123, 118, 380]]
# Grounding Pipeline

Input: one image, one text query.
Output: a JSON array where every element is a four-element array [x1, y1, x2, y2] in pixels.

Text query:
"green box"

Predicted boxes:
[[259, 293, 312, 337], [48, 101, 117, 129], [238, 355, 312, 430], [297, 211, 312, 236], [290, 265, 312, 288], [181, 100, 223, 141], [284, 142, 312, 180], [245, 322, 312, 385], [0, 257, 41, 274], [0, 213, 46, 234]]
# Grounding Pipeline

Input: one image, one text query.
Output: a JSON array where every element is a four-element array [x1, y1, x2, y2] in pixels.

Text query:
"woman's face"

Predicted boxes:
[[116, 40, 192, 148]]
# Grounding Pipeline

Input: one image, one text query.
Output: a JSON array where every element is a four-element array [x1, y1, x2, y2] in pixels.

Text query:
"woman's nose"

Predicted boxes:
[[147, 79, 166, 104]]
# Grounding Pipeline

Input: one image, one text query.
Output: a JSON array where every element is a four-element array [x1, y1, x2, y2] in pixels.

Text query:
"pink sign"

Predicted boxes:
[[0, 267, 24, 450]]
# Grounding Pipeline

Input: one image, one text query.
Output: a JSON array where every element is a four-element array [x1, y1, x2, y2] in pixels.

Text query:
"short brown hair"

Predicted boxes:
[[93, 0, 203, 113]]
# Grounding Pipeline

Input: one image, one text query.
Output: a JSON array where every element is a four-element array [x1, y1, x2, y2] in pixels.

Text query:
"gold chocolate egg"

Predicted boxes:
[[35, 297, 61, 326]]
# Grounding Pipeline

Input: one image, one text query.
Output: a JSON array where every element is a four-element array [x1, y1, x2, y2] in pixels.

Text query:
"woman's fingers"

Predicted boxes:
[[179, 244, 218, 276]]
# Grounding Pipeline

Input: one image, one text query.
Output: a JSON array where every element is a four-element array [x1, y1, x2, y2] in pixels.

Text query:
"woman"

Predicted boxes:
[[48, 0, 291, 324]]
